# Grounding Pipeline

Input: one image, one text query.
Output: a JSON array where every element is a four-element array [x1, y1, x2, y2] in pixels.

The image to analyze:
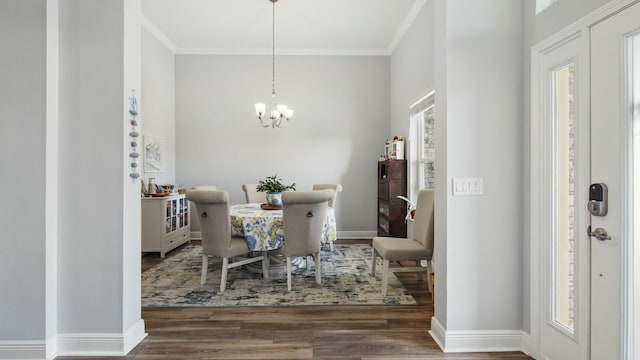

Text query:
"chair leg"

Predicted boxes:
[[200, 254, 209, 285], [286, 257, 292, 291], [314, 252, 321, 285], [262, 251, 269, 279], [220, 257, 229, 292], [416, 260, 423, 281], [381, 259, 390, 296], [371, 248, 377, 277]]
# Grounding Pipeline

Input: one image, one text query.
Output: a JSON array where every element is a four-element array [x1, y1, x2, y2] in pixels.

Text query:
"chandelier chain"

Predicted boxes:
[[271, 0, 276, 97]]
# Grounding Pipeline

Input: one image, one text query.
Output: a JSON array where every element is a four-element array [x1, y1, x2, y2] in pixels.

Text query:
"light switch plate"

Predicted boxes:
[[452, 178, 483, 196]]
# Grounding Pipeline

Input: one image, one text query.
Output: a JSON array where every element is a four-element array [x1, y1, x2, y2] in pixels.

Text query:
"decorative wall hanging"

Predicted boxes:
[[128, 90, 140, 180]]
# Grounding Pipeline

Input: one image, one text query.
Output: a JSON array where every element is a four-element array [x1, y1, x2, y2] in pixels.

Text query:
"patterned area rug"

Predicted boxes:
[[142, 243, 417, 307]]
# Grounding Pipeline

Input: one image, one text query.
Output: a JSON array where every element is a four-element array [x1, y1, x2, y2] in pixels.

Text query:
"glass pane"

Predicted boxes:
[[423, 107, 435, 159], [554, 63, 575, 332], [421, 161, 435, 189]]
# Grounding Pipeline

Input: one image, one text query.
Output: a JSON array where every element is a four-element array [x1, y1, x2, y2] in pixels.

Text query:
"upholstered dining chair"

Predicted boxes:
[[271, 190, 333, 291], [371, 189, 434, 296], [241, 183, 267, 204], [191, 185, 217, 190], [312, 183, 343, 208], [186, 188, 269, 292], [312, 184, 342, 251]]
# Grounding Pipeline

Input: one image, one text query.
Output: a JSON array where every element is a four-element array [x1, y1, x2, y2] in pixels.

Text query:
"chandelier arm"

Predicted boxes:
[[258, 117, 271, 128]]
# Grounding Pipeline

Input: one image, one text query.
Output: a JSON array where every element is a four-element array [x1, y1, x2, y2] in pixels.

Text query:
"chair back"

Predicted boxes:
[[190, 185, 217, 191], [412, 189, 434, 260], [281, 190, 333, 256], [312, 183, 342, 208], [186, 189, 232, 256], [242, 183, 267, 204]]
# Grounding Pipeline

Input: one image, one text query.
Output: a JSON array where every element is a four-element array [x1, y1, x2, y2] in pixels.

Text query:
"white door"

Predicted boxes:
[[590, 3, 640, 359]]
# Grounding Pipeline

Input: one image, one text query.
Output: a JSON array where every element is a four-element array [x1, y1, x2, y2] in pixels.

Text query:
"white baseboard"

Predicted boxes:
[[429, 316, 446, 351], [191, 230, 377, 241], [520, 332, 536, 358], [46, 335, 57, 360], [57, 319, 146, 357], [0, 340, 45, 359], [123, 319, 147, 354], [429, 316, 524, 353]]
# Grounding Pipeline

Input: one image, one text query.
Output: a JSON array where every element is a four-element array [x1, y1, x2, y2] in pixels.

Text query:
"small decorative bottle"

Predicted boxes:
[[148, 178, 156, 194]]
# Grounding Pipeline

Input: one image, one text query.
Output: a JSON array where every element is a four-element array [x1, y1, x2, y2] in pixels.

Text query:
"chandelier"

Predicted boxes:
[[254, 0, 294, 128]]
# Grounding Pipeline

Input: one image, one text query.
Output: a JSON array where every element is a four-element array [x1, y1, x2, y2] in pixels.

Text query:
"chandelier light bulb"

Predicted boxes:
[[284, 108, 294, 119], [255, 103, 266, 119]]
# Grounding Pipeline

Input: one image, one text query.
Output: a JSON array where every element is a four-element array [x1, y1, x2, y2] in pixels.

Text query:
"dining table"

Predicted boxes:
[[230, 203, 336, 251]]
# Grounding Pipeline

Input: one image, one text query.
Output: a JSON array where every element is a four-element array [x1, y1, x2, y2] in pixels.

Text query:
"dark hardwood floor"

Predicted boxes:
[[57, 239, 532, 360]]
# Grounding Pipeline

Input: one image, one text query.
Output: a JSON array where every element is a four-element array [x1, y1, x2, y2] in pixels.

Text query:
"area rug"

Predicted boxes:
[[142, 243, 417, 307]]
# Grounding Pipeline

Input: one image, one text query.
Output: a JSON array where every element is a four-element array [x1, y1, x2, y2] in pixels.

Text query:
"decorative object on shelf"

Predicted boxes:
[[391, 135, 405, 160], [256, 174, 296, 206], [147, 177, 156, 194], [128, 90, 140, 180], [143, 135, 164, 173], [380, 135, 405, 161], [254, 0, 294, 128], [141, 178, 148, 196]]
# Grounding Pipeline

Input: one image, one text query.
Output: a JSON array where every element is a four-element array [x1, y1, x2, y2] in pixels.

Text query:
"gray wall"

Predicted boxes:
[[58, 0, 142, 338], [0, 0, 47, 342], [175, 55, 390, 234], [142, 27, 176, 186], [433, 0, 524, 333], [390, 0, 435, 138], [0, 0, 144, 357]]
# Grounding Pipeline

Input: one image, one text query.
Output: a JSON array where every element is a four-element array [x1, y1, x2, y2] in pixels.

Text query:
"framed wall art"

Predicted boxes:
[[143, 135, 164, 173]]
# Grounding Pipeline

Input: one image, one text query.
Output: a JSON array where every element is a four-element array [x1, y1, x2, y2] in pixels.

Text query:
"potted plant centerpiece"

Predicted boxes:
[[256, 174, 296, 207]]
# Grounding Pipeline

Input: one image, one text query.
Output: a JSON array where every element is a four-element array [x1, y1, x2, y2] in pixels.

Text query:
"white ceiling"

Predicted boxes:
[[141, 0, 426, 55]]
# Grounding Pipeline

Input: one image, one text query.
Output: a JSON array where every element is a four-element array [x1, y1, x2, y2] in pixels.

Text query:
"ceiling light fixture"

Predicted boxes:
[[254, 0, 294, 128]]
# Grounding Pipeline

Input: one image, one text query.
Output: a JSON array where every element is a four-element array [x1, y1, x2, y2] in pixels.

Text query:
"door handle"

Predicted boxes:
[[587, 225, 613, 241]]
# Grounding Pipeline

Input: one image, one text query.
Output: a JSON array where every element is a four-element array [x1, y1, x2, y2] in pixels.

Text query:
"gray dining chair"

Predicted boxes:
[[312, 183, 342, 250], [312, 183, 342, 208], [186, 188, 269, 292], [191, 185, 217, 190], [371, 189, 434, 296], [271, 190, 333, 291], [242, 183, 267, 204]]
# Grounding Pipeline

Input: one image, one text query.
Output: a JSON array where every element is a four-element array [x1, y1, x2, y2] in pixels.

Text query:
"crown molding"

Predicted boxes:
[[141, 15, 177, 54], [387, 0, 428, 54], [142, 0, 428, 58], [175, 47, 391, 56]]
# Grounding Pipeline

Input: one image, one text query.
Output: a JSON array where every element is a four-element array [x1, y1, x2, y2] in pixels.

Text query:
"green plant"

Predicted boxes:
[[256, 174, 296, 193]]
